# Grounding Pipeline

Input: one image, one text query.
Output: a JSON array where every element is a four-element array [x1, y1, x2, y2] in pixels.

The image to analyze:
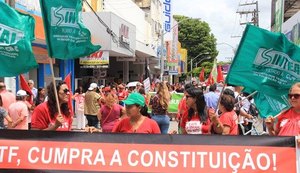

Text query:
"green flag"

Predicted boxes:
[[0, 2, 38, 77], [226, 24, 300, 117], [39, 0, 101, 59]]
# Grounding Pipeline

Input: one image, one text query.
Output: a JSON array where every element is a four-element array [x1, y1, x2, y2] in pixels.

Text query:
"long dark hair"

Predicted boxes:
[[0, 95, 2, 107], [35, 87, 45, 106], [186, 87, 208, 122], [47, 81, 70, 119]]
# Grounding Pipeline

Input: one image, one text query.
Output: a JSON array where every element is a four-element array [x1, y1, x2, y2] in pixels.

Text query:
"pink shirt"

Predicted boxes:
[[100, 104, 122, 132], [74, 94, 84, 113], [8, 101, 28, 130], [0, 90, 15, 110]]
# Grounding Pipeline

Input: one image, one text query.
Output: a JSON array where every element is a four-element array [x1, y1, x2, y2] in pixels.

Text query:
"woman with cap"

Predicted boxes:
[[31, 81, 72, 131], [112, 92, 160, 133]]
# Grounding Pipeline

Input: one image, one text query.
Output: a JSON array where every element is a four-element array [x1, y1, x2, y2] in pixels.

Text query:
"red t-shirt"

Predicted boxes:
[[118, 90, 127, 101], [276, 108, 300, 136], [177, 97, 187, 119], [180, 111, 211, 134], [31, 102, 72, 131], [112, 117, 161, 134], [219, 110, 238, 135]]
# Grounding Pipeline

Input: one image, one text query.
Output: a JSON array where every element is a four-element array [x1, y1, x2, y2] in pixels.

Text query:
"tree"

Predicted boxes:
[[174, 15, 218, 73]]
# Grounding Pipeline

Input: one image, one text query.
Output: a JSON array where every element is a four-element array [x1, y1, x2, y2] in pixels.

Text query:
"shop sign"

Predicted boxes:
[[80, 50, 109, 66], [163, 0, 171, 32]]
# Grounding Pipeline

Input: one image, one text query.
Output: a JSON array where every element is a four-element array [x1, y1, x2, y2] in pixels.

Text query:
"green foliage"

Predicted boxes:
[[174, 15, 218, 72]]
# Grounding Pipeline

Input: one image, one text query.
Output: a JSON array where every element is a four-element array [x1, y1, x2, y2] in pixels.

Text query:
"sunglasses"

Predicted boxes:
[[62, 88, 70, 94], [288, 93, 300, 99], [186, 95, 194, 99]]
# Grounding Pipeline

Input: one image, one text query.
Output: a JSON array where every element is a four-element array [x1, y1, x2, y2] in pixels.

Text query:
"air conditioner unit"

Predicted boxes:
[[145, 13, 150, 18]]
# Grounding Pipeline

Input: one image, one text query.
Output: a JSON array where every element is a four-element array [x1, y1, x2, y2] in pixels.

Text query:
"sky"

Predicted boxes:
[[172, 0, 272, 62]]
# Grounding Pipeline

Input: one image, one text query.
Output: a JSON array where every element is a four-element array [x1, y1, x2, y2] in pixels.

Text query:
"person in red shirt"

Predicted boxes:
[[266, 82, 300, 136], [117, 84, 127, 106], [209, 95, 238, 135], [180, 87, 211, 134], [112, 92, 160, 134], [177, 83, 194, 134], [99, 93, 125, 132], [31, 81, 72, 131]]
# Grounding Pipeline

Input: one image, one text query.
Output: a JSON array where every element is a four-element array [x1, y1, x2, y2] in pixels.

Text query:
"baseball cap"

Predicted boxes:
[[123, 92, 145, 107], [16, 90, 28, 96], [88, 83, 98, 90]]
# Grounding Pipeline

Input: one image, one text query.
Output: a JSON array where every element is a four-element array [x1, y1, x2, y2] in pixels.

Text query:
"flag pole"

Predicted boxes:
[[234, 91, 258, 107], [216, 84, 226, 110], [49, 58, 62, 115]]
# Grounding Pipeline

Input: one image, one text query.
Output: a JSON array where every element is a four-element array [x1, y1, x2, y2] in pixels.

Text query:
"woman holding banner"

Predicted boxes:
[[31, 81, 72, 131], [209, 94, 238, 135], [266, 82, 300, 136], [180, 87, 211, 134], [112, 92, 160, 134], [99, 93, 125, 132]]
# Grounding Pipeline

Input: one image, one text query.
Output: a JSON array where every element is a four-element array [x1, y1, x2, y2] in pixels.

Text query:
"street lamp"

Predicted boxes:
[[195, 56, 211, 67], [217, 42, 236, 62], [159, 17, 201, 80], [190, 52, 210, 79]]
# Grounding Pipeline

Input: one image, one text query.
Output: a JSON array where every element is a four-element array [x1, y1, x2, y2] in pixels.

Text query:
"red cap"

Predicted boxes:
[[103, 87, 111, 92]]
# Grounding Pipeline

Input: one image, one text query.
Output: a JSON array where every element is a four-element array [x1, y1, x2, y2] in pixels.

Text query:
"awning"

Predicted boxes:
[[135, 40, 156, 58]]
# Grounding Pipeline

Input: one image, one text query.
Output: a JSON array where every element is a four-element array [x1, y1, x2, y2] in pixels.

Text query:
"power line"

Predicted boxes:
[[83, 0, 135, 54], [236, 0, 259, 26]]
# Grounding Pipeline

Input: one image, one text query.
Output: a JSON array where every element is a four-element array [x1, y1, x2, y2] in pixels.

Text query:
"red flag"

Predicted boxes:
[[217, 65, 224, 83], [64, 73, 73, 116], [19, 75, 33, 104], [199, 68, 205, 82], [206, 72, 215, 86]]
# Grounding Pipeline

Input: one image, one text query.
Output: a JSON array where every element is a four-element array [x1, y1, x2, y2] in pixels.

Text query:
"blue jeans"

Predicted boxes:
[[151, 115, 170, 134]]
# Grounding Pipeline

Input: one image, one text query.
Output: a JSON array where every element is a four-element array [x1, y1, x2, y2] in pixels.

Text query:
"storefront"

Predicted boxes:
[[82, 11, 140, 86]]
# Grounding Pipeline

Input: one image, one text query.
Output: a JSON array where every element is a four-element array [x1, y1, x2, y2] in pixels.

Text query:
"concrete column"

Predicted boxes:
[[123, 61, 129, 83]]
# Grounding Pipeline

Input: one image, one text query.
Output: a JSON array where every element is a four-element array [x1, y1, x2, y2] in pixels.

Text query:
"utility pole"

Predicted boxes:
[[159, 29, 164, 81], [236, 1, 259, 26]]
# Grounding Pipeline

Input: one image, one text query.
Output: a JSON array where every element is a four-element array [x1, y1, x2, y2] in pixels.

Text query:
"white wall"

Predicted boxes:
[[104, 0, 148, 43], [82, 12, 136, 57]]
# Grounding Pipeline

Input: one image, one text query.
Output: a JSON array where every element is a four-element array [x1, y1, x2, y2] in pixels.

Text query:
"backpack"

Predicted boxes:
[[248, 103, 259, 117]]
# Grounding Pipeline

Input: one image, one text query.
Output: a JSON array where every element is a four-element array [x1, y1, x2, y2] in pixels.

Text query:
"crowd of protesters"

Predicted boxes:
[[0, 78, 299, 141]]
